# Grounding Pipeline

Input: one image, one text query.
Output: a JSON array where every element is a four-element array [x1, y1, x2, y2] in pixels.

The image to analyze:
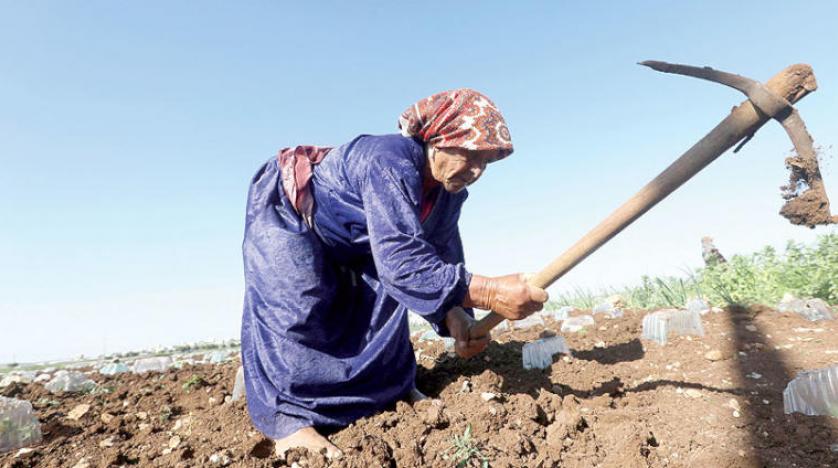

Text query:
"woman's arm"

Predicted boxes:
[[361, 153, 469, 326]]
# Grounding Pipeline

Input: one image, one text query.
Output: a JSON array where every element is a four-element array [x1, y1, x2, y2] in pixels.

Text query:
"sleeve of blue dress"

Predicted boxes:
[[360, 152, 471, 329], [430, 198, 477, 329]]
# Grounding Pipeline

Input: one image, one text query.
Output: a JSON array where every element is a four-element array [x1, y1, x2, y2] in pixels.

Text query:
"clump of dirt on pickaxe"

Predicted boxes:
[[779, 147, 837, 227]]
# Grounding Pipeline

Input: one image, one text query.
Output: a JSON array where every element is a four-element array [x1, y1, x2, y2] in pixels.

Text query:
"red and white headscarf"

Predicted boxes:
[[278, 89, 513, 226], [398, 88, 514, 160]]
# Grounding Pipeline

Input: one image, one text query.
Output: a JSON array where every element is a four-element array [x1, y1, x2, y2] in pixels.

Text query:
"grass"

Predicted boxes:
[[445, 424, 488, 468], [547, 233, 837, 310]]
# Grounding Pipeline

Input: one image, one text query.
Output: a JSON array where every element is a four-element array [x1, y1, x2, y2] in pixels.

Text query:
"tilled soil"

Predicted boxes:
[[2, 306, 837, 467]]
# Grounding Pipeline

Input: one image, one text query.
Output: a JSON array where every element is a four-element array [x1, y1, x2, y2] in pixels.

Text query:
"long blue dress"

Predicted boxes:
[[241, 134, 473, 439]]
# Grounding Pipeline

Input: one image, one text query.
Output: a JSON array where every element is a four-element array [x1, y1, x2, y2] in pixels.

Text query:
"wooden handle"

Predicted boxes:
[[470, 63, 816, 338]]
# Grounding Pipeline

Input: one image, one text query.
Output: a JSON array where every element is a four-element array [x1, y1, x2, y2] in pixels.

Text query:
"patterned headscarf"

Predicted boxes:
[[398, 88, 514, 160]]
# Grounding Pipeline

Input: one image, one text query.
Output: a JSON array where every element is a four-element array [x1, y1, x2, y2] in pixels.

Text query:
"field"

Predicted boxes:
[[2, 303, 837, 467]]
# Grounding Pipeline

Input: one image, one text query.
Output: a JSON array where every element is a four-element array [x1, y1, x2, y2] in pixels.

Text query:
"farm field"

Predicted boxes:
[[2, 305, 837, 467]]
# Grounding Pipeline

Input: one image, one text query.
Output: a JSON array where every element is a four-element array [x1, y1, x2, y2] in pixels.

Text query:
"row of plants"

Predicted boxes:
[[548, 232, 837, 310]]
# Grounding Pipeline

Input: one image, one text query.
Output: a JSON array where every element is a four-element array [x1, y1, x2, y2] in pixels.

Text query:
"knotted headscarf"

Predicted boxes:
[[398, 88, 514, 159], [277, 89, 513, 226]]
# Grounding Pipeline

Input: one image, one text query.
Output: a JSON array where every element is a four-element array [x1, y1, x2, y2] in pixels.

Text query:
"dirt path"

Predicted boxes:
[[2, 306, 837, 467]]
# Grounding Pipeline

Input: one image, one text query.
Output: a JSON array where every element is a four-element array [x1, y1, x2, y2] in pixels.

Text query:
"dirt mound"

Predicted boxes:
[[2, 306, 837, 467]]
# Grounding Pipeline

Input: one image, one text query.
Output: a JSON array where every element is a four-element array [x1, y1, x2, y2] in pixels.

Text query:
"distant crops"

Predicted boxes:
[[550, 233, 838, 310]]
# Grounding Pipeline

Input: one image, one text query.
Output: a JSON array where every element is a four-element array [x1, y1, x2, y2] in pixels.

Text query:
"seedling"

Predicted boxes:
[[445, 424, 488, 468], [182, 375, 207, 392]]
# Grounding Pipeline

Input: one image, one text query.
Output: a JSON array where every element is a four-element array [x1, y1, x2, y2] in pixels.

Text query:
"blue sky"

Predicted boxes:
[[1, 1, 836, 362]]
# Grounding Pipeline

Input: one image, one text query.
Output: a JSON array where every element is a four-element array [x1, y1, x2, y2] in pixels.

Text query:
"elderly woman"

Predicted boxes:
[[241, 89, 548, 457]]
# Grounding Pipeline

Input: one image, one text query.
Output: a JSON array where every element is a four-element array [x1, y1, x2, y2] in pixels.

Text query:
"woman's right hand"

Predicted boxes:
[[465, 273, 549, 320]]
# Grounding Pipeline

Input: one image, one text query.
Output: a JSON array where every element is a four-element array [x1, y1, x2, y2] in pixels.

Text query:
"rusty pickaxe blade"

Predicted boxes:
[[640, 60, 836, 227]]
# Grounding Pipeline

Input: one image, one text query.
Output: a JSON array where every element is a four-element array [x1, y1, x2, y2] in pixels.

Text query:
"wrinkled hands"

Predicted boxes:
[[464, 273, 549, 320], [444, 307, 490, 359]]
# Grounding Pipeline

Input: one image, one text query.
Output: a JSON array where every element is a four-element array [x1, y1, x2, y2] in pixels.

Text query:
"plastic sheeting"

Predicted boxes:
[[0, 397, 42, 453], [522, 336, 569, 370], [131, 356, 173, 374], [560, 315, 595, 333], [784, 365, 838, 417], [641, 309, 704, 345], [44, 370, 96, 394]]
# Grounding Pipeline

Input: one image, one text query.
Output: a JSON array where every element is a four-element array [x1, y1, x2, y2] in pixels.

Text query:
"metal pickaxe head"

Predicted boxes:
[[641, 60, 836, 228]]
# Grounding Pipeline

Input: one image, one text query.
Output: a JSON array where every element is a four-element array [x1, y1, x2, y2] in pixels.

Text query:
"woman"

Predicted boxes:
[[241, 89, 548, 458]]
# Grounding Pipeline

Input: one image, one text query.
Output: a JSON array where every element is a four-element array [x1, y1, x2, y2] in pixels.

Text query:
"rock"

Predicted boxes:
[[419, 400, 447, 428], [168, 435, 181, 449], [727, 399, 741, 412], [136, 411, 148, 420], [480, 392, 497, 401], [546, 407, 584, 443], [209, 453, 231, 465], [67, 404, 91, 421], [745, 325, 757, 332], [173, 416, 193, 435], [684, 389, 702, 398], [100, 412, 115, 424], [99, 436, 116, 448], [14, 447, 37, 459], [72, 457, 91, 468], [460, 380, 472, 393], [704, 349, 726, 361], [747, 372, 762, 380]]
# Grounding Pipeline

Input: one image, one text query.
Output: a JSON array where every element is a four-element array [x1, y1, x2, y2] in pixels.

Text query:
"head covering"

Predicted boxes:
[[398, 88, 513, 159]]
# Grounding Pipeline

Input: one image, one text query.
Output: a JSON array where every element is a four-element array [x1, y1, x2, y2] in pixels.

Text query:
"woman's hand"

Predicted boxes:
[[464, 273, 549, 320], [444, 307, 490, 359]]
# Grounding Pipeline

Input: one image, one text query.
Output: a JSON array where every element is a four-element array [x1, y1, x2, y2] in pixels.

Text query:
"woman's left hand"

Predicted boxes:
[[444, 307, 490, 359]]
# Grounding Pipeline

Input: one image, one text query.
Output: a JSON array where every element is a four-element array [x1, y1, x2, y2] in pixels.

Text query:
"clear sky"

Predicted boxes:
[[1, 1, 836, 363]]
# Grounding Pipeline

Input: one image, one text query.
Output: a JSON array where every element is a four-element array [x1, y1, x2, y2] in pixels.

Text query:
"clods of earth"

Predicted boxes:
[[2, 305, 837, 467]]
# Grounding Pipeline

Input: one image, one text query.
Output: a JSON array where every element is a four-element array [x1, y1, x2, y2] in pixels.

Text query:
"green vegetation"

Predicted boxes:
[[445, 424, 488, 468], [549, 233, 837, 309], [181, 374, 207, 392]]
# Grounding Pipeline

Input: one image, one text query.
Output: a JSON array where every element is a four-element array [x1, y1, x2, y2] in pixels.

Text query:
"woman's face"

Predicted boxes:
[[428, 146, 502, 193]]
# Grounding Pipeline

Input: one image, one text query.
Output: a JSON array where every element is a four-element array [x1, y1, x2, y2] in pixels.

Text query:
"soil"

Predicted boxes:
[[779, 149, 837, 227], [2, 306, 837, 467]]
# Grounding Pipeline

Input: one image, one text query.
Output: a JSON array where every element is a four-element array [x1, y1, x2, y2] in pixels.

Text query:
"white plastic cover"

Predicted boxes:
[[783, 365, 838, 417], [0, 397, 42, 453]]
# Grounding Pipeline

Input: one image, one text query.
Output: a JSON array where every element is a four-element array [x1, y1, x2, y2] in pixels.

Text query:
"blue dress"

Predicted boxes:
[[241, 134, 473, 439]]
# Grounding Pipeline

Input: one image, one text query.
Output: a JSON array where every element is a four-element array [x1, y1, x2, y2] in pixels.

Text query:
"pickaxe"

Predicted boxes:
[[472, 61, 834, 337]]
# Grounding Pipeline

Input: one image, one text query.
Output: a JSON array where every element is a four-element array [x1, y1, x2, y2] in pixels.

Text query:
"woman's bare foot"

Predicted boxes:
[[408, 387, 428, 403], [275, 426, 342, 460]]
